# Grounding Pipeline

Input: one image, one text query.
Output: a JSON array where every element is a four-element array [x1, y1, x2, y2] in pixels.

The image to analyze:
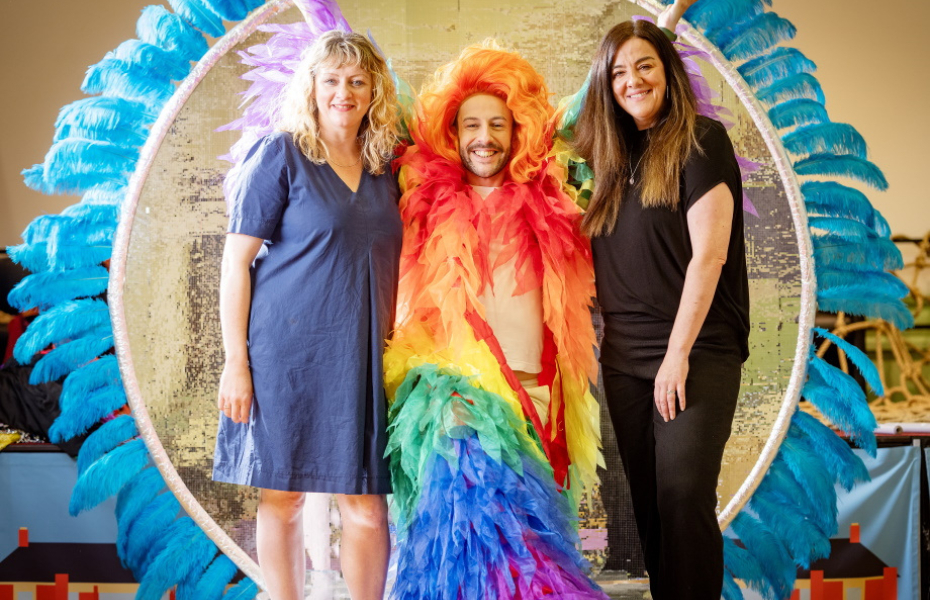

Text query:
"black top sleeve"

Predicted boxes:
[[682, 118, 740, 212]]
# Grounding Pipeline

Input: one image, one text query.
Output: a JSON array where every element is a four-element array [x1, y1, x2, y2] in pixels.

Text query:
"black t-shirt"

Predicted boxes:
[[593, 116, 750, 379]]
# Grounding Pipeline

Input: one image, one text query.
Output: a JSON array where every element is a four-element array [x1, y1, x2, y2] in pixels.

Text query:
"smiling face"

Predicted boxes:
[[313, 61, 373, 137], [611, 37, 667, 130], [456, 93, 513, 187]]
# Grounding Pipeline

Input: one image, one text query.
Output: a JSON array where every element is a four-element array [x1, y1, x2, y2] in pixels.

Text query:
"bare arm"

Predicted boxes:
[[217, 233, 265, 424], [653, 181, 733, 421], [658, 0, 699, 33]]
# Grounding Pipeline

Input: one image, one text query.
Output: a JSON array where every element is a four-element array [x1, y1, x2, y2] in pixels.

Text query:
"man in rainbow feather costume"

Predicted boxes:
[[383, 43, 608, 599]]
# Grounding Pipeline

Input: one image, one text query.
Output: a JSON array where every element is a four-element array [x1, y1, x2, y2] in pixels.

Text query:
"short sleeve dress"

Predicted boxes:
[[212, 131, 402, 494]]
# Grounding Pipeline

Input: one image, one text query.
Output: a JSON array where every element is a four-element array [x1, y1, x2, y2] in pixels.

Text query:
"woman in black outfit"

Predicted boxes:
[[574, 19, 750, 600]]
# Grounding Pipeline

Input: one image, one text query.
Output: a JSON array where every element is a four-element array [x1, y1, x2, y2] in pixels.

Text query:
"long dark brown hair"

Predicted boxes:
[[573, 19, 699, 236]]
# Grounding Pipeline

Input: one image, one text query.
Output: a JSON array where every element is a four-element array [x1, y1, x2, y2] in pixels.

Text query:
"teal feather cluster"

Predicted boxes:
[[768, 98, 829, 129], [717, 13, 797, 61], [77, 415, 139, 474], [738, 47, 816, 89], [783, 123, 868, 159]]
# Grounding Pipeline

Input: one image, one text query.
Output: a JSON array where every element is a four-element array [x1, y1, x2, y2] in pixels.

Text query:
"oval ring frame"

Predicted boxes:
[[108, 0, 816, 585]]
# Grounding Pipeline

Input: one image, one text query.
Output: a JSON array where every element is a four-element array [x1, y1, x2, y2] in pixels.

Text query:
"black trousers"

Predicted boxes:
[[602, 351, 741, 600]]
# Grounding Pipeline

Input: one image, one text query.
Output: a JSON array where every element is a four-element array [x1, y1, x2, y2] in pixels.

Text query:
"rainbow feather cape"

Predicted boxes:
[[384, 141, 605, 598]]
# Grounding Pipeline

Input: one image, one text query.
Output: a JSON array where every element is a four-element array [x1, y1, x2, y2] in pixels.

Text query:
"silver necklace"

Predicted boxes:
[[629, 152, 646, 185]]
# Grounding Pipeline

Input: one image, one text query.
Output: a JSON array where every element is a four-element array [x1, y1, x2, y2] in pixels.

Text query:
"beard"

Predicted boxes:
[[459, 141, 512, 180]]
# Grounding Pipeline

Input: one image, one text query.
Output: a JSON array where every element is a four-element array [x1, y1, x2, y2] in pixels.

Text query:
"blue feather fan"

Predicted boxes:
[[111, 39, 193, 82], [22, 138, 138, 195], [7, 265, 109, 311], [51, 384, 127, 442], [811, 235, 903, 272], [813, 328, 888, 396], [768, 98, 829, 130], [808, 216, 877, 240], [136, 518, 218, 600], [167, 0, 226, 38], [716, 13, 798, 62], [124, 492, 183, 574], [802, 181, 887, 233], [82, 182, 128, 206], [70, 437, 150, 515], [18, 214, 63, 246], [729, 512, 796, 600], [58, 354, 121, 400], [6, 242, 50, 273], [783, 123, 868, 159], [737, 48, 816, 90], [747, 492, 831, 568], [77, 415, 139, 474], [137, 5, 209, 62], [684, 0, 765, 35], [756, 73, 825, 106], [30, 327, 114, 385], [804, 356, 877, 453], [789, 412, 869, 490], [176, 554, 239, 600], [82, 58, 176, 106], [817, 296, 915, 332], [722, 536, 772, 599], [722, 569, 743, 600], [60, 202, 120, 226], [13, 298, 110, 364], [115, 468, 169, 561], [816, 269, 909, 302], [54, 96, 154, 147], [794, 154, 889, 190], [753, 459, 835, 536]]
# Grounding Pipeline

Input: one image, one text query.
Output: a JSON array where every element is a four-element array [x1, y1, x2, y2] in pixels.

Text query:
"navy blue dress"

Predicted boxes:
[[212, 132, 401, 494]]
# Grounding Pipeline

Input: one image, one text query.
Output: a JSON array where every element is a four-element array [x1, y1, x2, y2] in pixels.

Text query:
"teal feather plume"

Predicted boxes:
[[754, 458, 834, 535], [60, 202, 120, 226], [167, 0, 226, 38], [747, 491, 831, 568], [685, 0, 765, 35], [817, 295, 915, 331], [811, 235, 903, 272], [124, 491, 182, 573], [808, 216, 878, 240], [82, 58, 176, 106], [721, 568, 742, 600], [783, 123, 868, 159], [77, 415, 138, 475], [794, 154, 888, 190], [756, 73, 824, 106], [82, 182, 127, 206], [137, 5, 209, 62], [804, 356, 877, 453], [70, 437, 150, 515], [802, 181, 884, 231], [816, 270, 909, 304], [30, 326, 114, 384], [136, 518, 218, 600], [13, 298, 110, 364], [116, 468, 170, 561], [738, 48, 816, 90], [54, 97, 153, 147], [6, 242, 50, 273], [7, 265, 108, 311], [789, 411, 869, 490], [557, 73, 590, 140], [717, 13, 797, 62], [202, 0, 255, 21], [22, 138, 137, 195], [729, 512, 796, 599], [222, 579, 259, 600], [177, 554, 239, 600], [768, 99, 829, 130], [51, 382, 127, 442], [110, 39, 192, 82], [723, 536, 769, 599], [19, 214, 63, 245], [771, 442, 838, 533]]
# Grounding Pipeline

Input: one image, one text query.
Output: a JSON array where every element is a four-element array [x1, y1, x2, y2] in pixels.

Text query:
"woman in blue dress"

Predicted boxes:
[[212, 30, 402, 600]]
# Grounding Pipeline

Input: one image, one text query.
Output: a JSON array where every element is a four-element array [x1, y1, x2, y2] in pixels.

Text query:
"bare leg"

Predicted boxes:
[[257, 489, 306, 600], [335, 494, 390, 600]]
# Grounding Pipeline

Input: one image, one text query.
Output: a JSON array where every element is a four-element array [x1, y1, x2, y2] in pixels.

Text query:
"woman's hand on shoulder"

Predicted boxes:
[[654, 351, 689, 422], [218, 360, 253, 424]]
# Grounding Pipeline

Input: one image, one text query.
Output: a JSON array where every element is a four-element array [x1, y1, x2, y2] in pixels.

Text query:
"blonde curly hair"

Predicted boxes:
[[276, 30, 398, 175]]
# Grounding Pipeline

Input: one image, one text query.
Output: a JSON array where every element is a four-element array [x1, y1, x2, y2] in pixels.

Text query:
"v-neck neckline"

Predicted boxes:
[[325, 162, 365, 195]]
